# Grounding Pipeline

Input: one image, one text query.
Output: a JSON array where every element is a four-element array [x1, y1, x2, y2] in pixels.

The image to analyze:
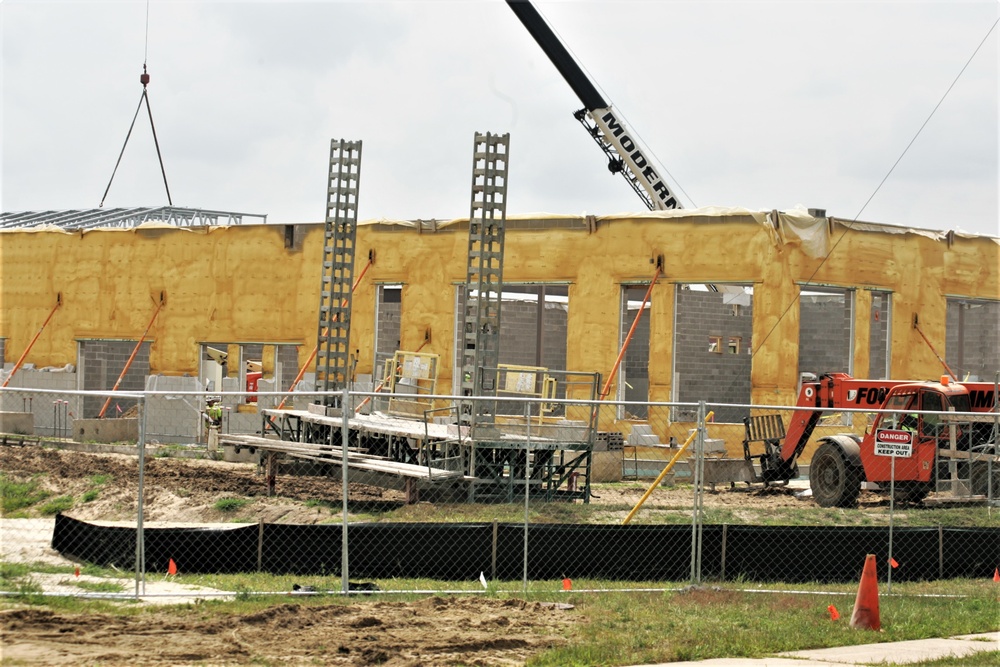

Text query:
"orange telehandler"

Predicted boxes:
[[744, 372, 998, 507]]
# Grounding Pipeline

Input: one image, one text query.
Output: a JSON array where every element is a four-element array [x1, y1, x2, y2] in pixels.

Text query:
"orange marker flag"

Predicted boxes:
[[562, 578, 572, 591], [827, 605, 840, 621], [167, 558, 178, 576], [889, 557, 899, 569], [993, 568, 999, 583]]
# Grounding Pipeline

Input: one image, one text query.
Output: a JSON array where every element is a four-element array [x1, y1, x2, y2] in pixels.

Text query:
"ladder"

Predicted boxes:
[[460, 133, 510, 435], [315, 139, 362, 408]]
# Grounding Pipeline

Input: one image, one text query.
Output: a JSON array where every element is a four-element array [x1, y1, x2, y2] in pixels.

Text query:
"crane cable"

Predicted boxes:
[[99, 0, 172, 207]]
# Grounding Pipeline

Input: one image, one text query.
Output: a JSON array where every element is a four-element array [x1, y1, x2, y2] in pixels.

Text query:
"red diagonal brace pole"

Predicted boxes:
[[277, 255, 374, 410], [913, 314, 958, 382], [98, 295, 165, 418], [2, 296, 62, 388]]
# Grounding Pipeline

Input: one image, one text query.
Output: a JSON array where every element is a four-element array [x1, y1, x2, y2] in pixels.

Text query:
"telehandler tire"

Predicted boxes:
[[809, 439, 862, 508]]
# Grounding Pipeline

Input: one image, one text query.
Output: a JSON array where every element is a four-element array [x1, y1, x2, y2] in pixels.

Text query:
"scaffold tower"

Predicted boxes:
[[315, 139, 362, 408], [460, 132, 510, 434]]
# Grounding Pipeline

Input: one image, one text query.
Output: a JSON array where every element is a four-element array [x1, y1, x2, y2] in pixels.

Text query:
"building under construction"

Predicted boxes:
[[1, 134, 998, 501], [1, 201, 997, 420]]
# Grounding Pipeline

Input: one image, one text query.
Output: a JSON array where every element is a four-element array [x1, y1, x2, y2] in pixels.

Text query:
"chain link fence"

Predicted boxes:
[[1, 385, 996, 601]]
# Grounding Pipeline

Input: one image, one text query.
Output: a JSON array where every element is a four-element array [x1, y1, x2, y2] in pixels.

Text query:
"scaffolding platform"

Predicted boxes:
[[248, 404, 596, 503]]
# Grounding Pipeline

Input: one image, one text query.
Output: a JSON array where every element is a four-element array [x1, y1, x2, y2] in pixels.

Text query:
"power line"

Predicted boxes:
[[747, 15, 999, 365]]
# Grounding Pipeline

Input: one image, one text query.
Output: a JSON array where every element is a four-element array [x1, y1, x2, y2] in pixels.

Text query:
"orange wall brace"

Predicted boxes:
[[97, 294, 165, 418], [1, 295, 62, 388], [277, 254, 375, 410], [912, 314, 958, 382]]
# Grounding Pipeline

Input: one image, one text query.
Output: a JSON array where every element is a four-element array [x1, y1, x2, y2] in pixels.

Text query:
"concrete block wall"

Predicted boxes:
[[946, 299, 1000, 382], [375, 291, 402, 381], [798, 294, 852, 378], [143, 375, 202, 444], [80, 340, 150, 418], [673, 288, 753, 423], [0, 369, 79, 436], [497, 299, 568, 372], [622, 300, 651, 388], [277, 344, 299, 397]]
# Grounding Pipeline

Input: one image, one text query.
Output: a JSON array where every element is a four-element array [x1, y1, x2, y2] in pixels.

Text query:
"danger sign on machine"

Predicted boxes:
[[874, 429, 913, 457]]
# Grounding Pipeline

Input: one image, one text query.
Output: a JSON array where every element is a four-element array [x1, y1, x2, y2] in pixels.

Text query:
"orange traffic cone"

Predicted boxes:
[[562, 578, 572, 591], [849, 554, 881, 631], [167, 558, 178, 576], [993, 568, 999, 583], [827, 605, 840, 621]]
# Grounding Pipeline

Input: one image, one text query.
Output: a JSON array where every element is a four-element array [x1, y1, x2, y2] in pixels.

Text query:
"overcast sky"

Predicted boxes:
[[3, 1, 998, 237]]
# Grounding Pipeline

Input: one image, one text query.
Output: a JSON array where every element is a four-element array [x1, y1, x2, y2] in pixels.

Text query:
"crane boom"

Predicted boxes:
[[506, 0, 681, 210]]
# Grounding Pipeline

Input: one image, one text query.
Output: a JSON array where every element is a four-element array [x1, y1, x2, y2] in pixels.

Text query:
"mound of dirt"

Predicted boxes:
[[0, 445, 402, 524]]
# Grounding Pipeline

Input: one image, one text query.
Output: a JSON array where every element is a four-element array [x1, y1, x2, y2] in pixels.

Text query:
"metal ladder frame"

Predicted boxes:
[[459, 132, 510, 437], [315, 139, 362, 409]]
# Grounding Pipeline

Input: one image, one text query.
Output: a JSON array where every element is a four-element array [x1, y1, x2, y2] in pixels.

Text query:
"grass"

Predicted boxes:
[[0, 578, 994, 666], [68, 579, 126, 593], [0, 474, 52, 515], [214, 497, 251, 513], [38, 495, 75, 515], [327, 492, 997, 528], [524, 586, 1000, 666], [906, 652, 1000, 666]]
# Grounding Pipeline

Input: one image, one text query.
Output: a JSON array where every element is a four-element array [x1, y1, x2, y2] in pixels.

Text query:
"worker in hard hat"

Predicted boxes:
[[203, 397, 223, 452]]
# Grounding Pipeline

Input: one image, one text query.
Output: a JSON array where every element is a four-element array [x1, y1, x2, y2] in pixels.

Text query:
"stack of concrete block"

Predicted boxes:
[[627, 424, 662, 446]]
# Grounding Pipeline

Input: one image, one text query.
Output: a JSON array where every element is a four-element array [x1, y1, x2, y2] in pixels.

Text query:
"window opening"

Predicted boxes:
[[619, 285, 652, 419], [374, 285, 403, 400], [727, 337, 741, 355], [453, 284, 569, 396], [946, 298, 999, 381], [78, 339, 151, 418], [672, 284, 754, 423], [868, 290, 892, 379], [200, 343, 296, 409], [798, 286, 854, 379]]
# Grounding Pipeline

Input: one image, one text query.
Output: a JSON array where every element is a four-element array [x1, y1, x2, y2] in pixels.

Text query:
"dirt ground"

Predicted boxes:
[[0, 444, 410, 525], [0, 597, 576, 666]]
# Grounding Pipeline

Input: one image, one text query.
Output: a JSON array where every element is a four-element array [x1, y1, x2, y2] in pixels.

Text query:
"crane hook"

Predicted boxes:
[[140, 63, 150, 88]]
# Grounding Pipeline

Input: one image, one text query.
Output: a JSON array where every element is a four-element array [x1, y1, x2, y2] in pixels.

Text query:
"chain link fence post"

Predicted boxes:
[[689, 400, 706, 585], [341, 386, 350, 595], [134, 393, 148, 599], [522, 400, 531, 594], [888, 448, 897, 594]]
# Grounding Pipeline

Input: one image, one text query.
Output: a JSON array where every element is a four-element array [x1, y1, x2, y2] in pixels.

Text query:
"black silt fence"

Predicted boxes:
[[52, 514, 999, 583]]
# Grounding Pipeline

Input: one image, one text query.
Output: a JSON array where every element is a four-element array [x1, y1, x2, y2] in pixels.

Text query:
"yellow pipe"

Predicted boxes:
[[621, 411, 714, 525]]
